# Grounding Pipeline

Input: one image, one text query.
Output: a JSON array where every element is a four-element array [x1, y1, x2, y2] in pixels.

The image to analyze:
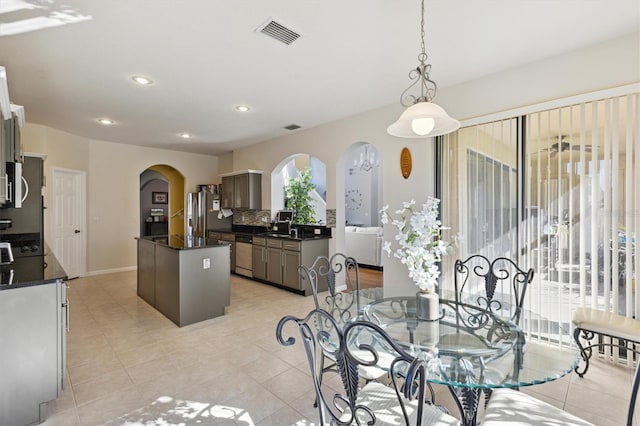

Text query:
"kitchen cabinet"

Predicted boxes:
[[266, 238, 283, 284], [207, 231, 235, 272], [220, 176, 234, 209], [4, 112, 22, 163], [252, 236, 267, 280], [252, 236, 328, 296], [137, 237, 230, 327], [220, 170, 262, 209], [282, 241, 302, 289], [0, 279, 67, 426]]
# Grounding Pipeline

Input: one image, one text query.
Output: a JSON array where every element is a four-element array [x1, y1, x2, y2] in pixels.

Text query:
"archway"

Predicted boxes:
[[271, 154, 327, 224], [344, 142, 382, 227], [139, 164, 185, 241], [341, 142, 384, 270]]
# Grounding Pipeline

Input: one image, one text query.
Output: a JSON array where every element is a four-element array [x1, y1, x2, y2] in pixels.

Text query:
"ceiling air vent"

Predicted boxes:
[[284, 124, 301, 131], [256, 18, 301, 45]]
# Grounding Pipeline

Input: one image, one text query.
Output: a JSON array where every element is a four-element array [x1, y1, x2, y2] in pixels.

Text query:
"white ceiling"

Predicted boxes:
[[0, 0, 638, 156]]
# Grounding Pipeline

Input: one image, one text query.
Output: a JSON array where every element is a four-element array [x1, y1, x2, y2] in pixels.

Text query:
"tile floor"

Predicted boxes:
[[41, 271, 635, 425]]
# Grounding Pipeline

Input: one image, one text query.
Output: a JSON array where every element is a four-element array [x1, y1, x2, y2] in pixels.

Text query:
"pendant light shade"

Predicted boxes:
[[387, 101, 460, 138], [387, 0, 460, 139]]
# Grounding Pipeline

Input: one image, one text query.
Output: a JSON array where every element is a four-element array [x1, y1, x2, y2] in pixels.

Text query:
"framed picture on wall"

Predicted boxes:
[[152, 192, 168, 204]]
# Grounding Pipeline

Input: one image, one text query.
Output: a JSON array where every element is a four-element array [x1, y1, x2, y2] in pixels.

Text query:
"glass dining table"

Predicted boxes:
[[322, 289, 579, 426]]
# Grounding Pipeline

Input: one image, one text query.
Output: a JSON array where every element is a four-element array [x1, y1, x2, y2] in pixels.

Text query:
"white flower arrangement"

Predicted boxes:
[[380, 197, 449, 293]]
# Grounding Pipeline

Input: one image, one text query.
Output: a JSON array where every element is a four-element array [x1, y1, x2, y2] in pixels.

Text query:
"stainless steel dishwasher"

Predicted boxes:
[[235, 234, 253, 277]]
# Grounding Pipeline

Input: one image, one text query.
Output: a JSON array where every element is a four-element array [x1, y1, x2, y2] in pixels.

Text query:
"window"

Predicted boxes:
[[440, 93, 639, 351]]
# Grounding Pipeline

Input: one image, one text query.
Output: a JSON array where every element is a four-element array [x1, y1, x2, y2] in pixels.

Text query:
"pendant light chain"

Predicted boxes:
[[420, 0, 426, 63], [400, 0, 437, 107], [387, 0, 460, 138], [417, 0, 435, 103]]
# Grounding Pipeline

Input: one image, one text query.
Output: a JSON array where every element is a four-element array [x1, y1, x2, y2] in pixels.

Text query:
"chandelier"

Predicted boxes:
[[350, 145, 379, 174], [387, 0, 460, 138]]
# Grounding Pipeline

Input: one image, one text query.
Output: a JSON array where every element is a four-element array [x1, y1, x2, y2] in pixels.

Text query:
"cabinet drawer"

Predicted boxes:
[[220, 233, 235, 242], [282, 240, 301, 251], [207, 231, 221, 240], [267, 238, 283, 248], [253, 236, 266, 246]]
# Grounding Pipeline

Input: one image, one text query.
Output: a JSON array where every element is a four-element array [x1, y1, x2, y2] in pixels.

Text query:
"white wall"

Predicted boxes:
[[18, 32, 639, 286], [21, 124, 220, 274], [230, 32, 639, 296]]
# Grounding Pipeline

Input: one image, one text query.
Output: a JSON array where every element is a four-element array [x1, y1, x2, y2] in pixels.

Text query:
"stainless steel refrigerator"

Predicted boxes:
[[186, 190, 232, 238]]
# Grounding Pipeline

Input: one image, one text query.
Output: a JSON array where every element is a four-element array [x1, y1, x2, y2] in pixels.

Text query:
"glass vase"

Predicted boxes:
[[416, 290, 439, 321]]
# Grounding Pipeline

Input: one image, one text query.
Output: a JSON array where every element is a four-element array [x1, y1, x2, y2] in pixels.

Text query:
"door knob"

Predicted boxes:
[[74, 229, 81, 234]]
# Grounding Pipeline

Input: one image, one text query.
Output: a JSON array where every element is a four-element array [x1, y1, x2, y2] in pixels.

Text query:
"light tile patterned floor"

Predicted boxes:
[[41, 271, 635, 425]]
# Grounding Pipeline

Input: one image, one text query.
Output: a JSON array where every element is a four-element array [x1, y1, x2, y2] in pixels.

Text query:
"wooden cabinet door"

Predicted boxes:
[[252, 245, 267, 280], [266, 247, 283, 284], [233, 173, 249, 208], [221, 176, 234, 208], [282, 250, 301, 289]]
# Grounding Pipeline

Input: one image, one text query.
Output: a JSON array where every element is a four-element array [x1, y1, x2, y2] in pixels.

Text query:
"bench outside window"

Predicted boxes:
[[572, 307, 640, 377]]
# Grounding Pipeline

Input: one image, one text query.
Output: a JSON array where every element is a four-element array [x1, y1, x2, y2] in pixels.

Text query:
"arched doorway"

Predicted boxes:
[[341, 142, 384, 270], [344, 142, 382, 227], [271, 154, 327, 224], [139, 165, 185, 241]]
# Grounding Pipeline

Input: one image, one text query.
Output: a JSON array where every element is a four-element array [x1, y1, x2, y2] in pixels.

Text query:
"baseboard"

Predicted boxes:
[[84, 266, 137, 277], [360, 264, 383, 271]]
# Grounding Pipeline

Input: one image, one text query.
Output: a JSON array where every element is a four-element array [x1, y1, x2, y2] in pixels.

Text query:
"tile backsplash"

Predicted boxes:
[[232, 208, 336, 227], [232, 209, 271, 226]]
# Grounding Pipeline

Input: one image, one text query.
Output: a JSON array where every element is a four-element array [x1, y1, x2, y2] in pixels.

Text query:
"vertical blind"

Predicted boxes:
[[440, 93, 639, 354]]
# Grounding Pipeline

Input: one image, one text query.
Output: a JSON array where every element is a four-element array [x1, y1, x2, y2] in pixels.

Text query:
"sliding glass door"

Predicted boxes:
[[440, 93, 639, 348]]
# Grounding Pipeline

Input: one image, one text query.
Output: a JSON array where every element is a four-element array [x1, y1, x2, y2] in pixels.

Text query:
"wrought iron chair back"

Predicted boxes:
[[304, 253, 363, 322], [313, 252, 361, 294], [276, 308, 457, 425], [454, 255, 534, 325]]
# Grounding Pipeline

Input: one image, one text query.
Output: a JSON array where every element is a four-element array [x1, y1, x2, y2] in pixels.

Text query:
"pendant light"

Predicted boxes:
[[387, 0, 460, 138]]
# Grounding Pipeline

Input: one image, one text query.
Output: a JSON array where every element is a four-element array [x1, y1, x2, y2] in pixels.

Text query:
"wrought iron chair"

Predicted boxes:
[[454, 255, 534, 326], [276, 308, 461, 425], [308, 253, 361, 318], [298, 256, 390, 406], [480, 361, 640, 425], [449, 255, 533, 418]]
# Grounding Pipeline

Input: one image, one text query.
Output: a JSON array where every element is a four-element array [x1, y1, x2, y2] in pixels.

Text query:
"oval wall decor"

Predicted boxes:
[[400, 147, 412, 179]]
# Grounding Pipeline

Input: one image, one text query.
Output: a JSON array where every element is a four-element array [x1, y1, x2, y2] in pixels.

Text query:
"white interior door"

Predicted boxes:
[[51, 168, 86, 279]]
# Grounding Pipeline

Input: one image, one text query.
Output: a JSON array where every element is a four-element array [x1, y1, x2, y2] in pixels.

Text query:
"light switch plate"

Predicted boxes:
[[314, 229, 321, 235], [203, 258, 211, 269]]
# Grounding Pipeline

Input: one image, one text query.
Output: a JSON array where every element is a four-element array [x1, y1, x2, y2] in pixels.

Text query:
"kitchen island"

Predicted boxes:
[[0, 250, 68, 426], [137, 236, 230, 327]]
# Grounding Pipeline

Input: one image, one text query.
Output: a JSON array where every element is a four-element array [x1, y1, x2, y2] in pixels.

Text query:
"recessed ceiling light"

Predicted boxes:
[[97, 118, 115, 125], [131, 75, 153, 85], [178, 132, 193, 139], [235, 105, 250, 112]]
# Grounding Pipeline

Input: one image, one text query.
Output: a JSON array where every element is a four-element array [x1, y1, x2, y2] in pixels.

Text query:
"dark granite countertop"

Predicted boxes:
[[254, 233, 331, 241], [0, 248, 68, 290], [138, 235, 230, 250]]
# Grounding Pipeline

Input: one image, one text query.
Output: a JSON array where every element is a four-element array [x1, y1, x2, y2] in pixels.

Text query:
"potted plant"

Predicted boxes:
[[284, 168, 317, 224], [381, 197, 450, 320]]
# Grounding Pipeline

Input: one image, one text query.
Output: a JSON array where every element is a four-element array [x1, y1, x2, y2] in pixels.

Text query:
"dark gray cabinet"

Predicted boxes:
[[282, 244, 301, 289], [0, 279, 67, 426], [251, 236, 328, 296], [267, 239, 283, 284], [136, 238, 230, 327], [207, 231, 235, 272], [252, 236, 267, 280], [221, 176, 234, 209], [220, 171, 262, 209]]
